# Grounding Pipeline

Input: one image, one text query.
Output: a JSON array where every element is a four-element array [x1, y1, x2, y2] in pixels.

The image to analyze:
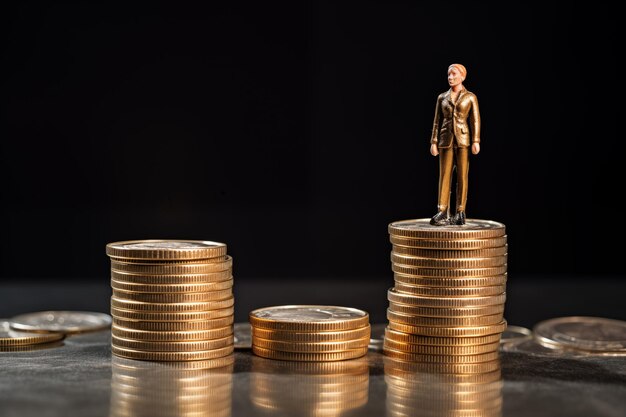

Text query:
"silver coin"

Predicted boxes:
[[533, 316, 626, 352], [10, 311, 112, 334], [0, 320, 65, 347], [249, 305, 368, 323], [500, 325, 532, 344], [368, 323, 386, 351], [234, 322, 252, 349], [500, 338, 584, 357]]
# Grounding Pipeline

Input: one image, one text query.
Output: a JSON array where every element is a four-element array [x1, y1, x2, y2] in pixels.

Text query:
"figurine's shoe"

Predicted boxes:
[[430, 211, 450, 226], [452, 211, 466, 225]]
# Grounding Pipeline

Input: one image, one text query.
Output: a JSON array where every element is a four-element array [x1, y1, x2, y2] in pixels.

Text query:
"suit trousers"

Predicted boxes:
[[437, 144, 469, 213]]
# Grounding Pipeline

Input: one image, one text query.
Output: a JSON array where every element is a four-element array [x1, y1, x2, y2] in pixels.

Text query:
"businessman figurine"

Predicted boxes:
[[429, 63, 481, 226]]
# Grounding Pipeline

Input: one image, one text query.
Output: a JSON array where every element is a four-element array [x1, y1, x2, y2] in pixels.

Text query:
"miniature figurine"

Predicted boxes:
[[429, 63, 481, 226]]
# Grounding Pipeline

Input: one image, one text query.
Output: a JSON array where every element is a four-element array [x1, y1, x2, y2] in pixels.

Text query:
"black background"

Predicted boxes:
[[1, 2, 624, 284]]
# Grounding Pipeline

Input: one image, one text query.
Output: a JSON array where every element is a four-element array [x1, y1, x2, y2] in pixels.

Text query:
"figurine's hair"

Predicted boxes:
[[448, 63, 467, 79]]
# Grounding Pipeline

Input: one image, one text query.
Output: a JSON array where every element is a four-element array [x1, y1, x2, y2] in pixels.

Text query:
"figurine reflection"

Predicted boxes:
[[430, 63, 481, 226]]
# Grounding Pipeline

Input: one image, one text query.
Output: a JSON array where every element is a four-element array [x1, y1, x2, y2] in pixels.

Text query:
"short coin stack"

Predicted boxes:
[[106, 240, 234, 361], [250, 305, 371, 362], [384, 219, 507, 368]]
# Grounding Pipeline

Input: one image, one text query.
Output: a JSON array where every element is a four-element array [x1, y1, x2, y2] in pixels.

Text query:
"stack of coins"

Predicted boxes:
[[384, 356, 503, 417], [0, 320, 65, 352], [249, 305, 370, 362], [106, 240, 234, 361], [250, 356, 369, 416], [111, 355, 234, 417], [384, 219, 507, 365]]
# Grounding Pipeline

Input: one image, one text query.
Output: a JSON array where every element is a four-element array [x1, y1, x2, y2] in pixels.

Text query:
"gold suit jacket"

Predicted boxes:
[[430, 88, 481, 148]]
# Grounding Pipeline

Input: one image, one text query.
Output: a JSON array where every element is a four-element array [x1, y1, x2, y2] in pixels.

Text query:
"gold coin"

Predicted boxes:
[[110, 257, 233, 275], [111, 269, 232, 284], [387, 302, 504, 318], [111, 334, 233, 351], [394, 283, 506, 298], [383, 347, 499, 363], [383, 356, 501, 374], [111, 288, 233, 303], [388, 219, 506, 239], [394, 273, 507, 288], [387, 310, 504, 327], [391, 253, 507, 269], [251, 325, 371, 343], [392, 264, 507, 278], [386, 386, 502, 402], [110, 296, 234, 312], [111, 324, 233, 341], [388, 320, 507, 337], [112, 353, 235, 372], [383, 338, 500, 355], [392, 245, 507, 259], [252, 336, 370, 353], [106, 240, 227, 261], [111, 344, 234, 361], [110, 278, 233, 293], [384, 328, 501, 346], [388, 288, 506, 308], [249, 305, 369, 332], [251, 345, 368, 361], [112, 316, 234, 331], [110, 305, 234, 322], [0, 321, 64, 347], [390, 235, 508, 250]]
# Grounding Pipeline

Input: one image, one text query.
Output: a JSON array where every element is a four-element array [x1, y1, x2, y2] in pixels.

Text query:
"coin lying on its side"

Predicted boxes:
[[500, 325, 533, 344], [0, 320, 64, 347], [533, 316, 626, 353], [9, 311, 112, 334]]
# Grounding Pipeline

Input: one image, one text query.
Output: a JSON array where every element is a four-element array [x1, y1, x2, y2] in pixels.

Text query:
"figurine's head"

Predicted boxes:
[[447, 63, 466, 87]]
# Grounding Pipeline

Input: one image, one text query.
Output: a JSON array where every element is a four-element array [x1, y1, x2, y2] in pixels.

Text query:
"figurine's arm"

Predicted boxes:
[[469, 94, 481, 155], [430, 95, 442, 156]]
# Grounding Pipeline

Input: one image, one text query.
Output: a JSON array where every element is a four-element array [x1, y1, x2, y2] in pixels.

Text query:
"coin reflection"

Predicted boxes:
[[250, 356, 369, 417], [384, 356, 503, 417], [110, 355, 234, 417]]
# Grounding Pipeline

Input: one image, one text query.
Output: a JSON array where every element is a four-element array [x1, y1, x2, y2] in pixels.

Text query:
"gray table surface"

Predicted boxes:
[[1, 323, 625, 417]]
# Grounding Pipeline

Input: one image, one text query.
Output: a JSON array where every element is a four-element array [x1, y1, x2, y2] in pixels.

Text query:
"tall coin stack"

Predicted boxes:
[[383, 219, 507, 367], [250, 305, 371, 362], [106, 240, 235, 361]]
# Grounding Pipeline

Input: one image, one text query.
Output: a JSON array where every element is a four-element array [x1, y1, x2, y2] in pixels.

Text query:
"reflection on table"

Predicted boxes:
[[110, 355, 234, 417], [384, 356, 503, 417], [249, 355, 370, 417]]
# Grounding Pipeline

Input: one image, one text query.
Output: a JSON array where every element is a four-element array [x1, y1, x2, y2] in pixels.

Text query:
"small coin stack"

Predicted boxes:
[[250, 356, 370, 416], [384, 219, 507, 366], [249, 305, 371, 362], [0, 320, 65, 352], [384, 356, 503, 417], [106, 240, 234, 361]]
